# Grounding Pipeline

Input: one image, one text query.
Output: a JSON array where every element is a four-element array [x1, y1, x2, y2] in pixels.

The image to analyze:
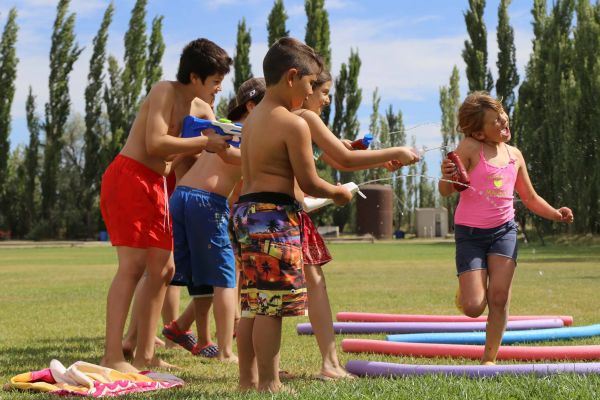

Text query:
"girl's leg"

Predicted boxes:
[[175, 300, 196, 331], [193, 296, 213, 346], [304, 264, 348, 378], [456, 269, 488, 318], [162, 285, 181, 348], [482, 255, 516, 364]]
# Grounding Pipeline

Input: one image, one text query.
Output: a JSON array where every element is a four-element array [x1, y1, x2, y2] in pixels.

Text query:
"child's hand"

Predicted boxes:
[[204, 129, 232, 153], [555, 207, 574, 223], [395, 147, 420, 166], [383, 160, 402, 172], [341, 139, 354, 150], [441, 158, 455, 179], [332, 184, 352, 206]]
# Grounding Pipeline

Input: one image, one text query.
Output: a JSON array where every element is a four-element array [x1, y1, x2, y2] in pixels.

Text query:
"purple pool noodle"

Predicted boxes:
[[346, 360, 600, 378], [296, 318, 564, 335]]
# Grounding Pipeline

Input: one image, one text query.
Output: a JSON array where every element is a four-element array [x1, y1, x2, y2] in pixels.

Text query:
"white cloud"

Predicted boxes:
[[325, 0, 356, 10]]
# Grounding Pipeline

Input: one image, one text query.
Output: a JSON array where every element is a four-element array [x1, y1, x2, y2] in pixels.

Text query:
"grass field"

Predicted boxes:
[[1, 240, 600, 399]]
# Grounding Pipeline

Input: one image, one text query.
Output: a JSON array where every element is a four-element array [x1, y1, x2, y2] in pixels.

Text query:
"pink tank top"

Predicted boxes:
[[454, 144, 517, 228]]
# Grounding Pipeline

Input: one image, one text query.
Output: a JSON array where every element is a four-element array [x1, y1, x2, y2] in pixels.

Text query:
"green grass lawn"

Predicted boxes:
[[1, 240, 600, 399]]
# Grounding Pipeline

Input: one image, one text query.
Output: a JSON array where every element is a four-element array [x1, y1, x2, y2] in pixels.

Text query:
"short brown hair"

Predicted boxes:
[[263, 37, 323, 86], [457, 91, 505, 137], [177, 38, 232, 84], [312, 60, 332, 89]]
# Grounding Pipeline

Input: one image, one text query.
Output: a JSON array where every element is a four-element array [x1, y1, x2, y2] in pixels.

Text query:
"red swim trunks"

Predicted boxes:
[[100, 155, 173, 251], [300, 211, 332, 266]]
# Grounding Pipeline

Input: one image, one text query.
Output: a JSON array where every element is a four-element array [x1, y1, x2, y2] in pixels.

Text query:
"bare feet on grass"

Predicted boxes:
[[217, 353, 239, 363], [100, 358, 139, 374], [132, 356, 179, 371], [318, 366, 357, 380]]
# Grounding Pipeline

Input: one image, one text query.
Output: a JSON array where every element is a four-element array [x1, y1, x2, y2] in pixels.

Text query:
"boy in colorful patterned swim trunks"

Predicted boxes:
[[99, 38, 233, 373], [230, 37, 352, 393]]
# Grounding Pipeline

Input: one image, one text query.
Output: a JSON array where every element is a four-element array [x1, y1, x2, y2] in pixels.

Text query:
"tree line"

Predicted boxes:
[[0, 0, 597, 240]]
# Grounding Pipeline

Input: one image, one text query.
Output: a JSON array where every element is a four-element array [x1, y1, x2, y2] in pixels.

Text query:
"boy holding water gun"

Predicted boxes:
[[99, 38, 233, 373]]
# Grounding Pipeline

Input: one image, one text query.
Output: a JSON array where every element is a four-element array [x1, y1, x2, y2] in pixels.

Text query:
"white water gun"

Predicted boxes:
[[302, 182, 367, 212]]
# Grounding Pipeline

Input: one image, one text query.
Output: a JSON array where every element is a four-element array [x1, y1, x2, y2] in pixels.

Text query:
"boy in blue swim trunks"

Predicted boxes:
[[168, 78, 267, 363], [230, 37, 352, 393]]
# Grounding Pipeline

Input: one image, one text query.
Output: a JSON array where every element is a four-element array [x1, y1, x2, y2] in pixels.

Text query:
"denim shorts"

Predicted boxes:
[[455, 220, 518, 275]]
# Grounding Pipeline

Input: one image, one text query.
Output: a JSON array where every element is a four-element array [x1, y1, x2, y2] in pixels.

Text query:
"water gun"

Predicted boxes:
[[447, 151, 470, 191], [181, 116, 242, 147], [350, 133, 374, 150], [302, 182, 367, 213]]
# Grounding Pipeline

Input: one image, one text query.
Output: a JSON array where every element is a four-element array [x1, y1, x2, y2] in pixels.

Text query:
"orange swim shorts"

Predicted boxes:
[[100, 154, 173, 251]]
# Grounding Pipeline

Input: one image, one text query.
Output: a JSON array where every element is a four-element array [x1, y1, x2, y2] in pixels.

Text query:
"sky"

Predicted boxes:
[[0, 0, 536, 174]]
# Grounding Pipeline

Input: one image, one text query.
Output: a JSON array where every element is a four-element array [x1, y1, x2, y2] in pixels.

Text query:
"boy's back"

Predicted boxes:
[[241, 102, 306, 197]]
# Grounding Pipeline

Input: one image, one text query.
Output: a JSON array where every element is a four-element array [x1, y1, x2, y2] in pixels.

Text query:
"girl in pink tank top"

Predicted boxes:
[[438, 92, 574, 365]]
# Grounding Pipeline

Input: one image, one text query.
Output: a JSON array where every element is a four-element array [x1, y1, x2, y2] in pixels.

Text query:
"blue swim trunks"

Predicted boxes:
[[454, 219, 518, 275], [170, 186, 236, 289]]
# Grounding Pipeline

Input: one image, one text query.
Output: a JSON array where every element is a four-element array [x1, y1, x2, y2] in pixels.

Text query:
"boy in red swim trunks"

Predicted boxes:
[[99, 38, 233, 373]]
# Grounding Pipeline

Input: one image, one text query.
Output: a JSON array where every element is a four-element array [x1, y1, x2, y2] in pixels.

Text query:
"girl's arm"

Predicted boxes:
[[299, 110, 419, 168], [513, 148, 574, 223]]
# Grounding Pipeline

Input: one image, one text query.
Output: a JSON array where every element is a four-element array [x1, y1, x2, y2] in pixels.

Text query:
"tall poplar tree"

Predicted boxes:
[[439, 66, 460, 227], [84, 3, 113, 196], [305, 0, 331, 67], [332, 50, 362, 232], [23, 88, 41, 235], [233, 18, 252, 92], [0, 7, 18, 212], [571, 0, 599, 232], [121, 0, 147, 132], [104, 55, 125, 162], [462, 0, 493, 92], [267, 0, 289, 46], [146, 15, 165, 94], [387, 105, 406, 229], [496, 0, 519, 116], [41, 0, 82, 230], [83, 3, 113, 237], [305, 0, 332, 124]]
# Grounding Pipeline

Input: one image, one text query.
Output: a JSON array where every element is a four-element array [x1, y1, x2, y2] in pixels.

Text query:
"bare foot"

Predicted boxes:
[[133, 356, 180, 371], [101, 358, 139, 374], [317, 365, 356, 381], [238, 383, 257, 392], [164, 338, 178, 349], [154, 336, 166, 347], [259, 383, 296, 395], [217, 353, 239, 363], [122, 338, 136, 359], [481, 361, 496, 366]]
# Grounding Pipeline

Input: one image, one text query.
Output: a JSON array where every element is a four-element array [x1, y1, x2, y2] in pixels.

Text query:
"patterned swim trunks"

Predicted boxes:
[[231, 192, 307, 318]]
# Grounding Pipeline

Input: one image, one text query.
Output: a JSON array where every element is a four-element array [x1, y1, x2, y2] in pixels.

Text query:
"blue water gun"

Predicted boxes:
[[181, 116, 243, 148], [350, 133, 374, 150]]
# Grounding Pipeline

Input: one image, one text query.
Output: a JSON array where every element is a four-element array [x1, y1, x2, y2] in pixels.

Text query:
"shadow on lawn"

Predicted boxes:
[[0, 336, 103, 377]]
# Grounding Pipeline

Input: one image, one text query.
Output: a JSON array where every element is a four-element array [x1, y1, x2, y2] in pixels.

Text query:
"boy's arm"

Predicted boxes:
[[286, 117, 351, 204], [514, 148, 573, 223], [320, 152, 387, 172], [217, 146, 242, 166], [145, 83, 230, 158], [302, 110, 419, 167]]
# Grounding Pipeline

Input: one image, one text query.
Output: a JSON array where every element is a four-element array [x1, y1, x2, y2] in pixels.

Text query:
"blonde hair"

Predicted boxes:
[[457, 91, 505, 137]]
